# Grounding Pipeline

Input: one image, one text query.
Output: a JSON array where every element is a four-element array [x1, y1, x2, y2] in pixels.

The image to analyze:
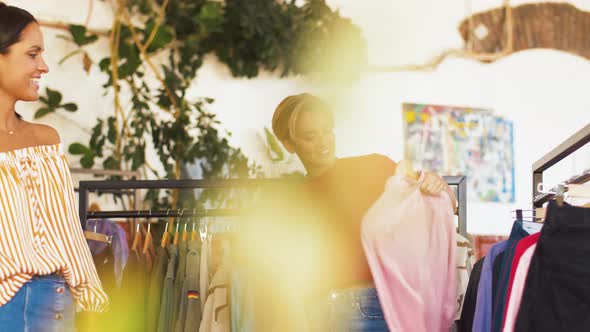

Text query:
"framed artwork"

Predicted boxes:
[[403, 103, 515, 203]]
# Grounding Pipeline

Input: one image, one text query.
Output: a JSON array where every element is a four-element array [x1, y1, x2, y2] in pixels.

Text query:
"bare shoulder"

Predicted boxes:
[[28, 122, 61, 145]]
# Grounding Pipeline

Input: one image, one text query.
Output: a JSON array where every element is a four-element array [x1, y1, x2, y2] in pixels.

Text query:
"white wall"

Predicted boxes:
[[7, 0, 590, 235]]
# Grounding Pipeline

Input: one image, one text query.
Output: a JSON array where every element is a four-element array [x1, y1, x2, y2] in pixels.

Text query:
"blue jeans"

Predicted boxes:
[[308, 287, 389, 332], [0, 274, 75, 332]]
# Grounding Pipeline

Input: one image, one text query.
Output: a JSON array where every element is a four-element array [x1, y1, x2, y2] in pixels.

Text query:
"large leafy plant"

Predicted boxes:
[[52, 0, 365, 209]]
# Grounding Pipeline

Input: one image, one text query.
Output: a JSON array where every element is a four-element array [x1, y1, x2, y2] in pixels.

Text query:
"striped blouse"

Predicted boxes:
[[0, 143, 109, 312]]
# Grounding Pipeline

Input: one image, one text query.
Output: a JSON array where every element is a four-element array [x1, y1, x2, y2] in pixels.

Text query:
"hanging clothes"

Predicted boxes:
[[361, 172, 457, 332], [86, 219, 129, 288], [199, 266, 230, 332], [200, 236, 210, 312], [157, 244, 178, 332], [514, 202, 590, 331], [172, 238, 188, 326], [77, 246, 150, 332], [455, 233, 475, 321], [472, 240, 508, 332], [458, 258, 484, 332], [490, 221, 529, 332], [498, 232, 540, 331], [175, 240, 202, 332], [501, 243, 537, 332], [230, 268, 254, 332], [147, 246, 169, 332]]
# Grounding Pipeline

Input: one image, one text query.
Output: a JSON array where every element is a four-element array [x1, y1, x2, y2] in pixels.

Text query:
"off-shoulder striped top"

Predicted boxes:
[[0, 143, 109, 312]]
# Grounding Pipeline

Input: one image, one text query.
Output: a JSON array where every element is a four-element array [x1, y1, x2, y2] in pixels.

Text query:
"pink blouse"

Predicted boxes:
[[361, 173, 457, 331]]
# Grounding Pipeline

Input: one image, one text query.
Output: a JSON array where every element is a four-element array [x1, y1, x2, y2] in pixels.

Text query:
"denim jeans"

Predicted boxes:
[[308, 287, 389, 332], [0, 274, 75, 332]]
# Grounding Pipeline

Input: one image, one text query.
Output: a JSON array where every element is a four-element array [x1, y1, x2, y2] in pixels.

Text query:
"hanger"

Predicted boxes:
[[537, 182, 567, 206], [173, 209, 185, 245], [84, 203, 113, 244], [131, 211, 143, 252], [182, 217, 189, 242], [84, 220, 113, 244], [161, 209, 171, 248], [511, 209, 544, 222], [191, 210, 199, 241], [142, 220, 153, 255], [511, 209, 544, 234], [199, 216, 209, 243], [556, 184, 566, 206]]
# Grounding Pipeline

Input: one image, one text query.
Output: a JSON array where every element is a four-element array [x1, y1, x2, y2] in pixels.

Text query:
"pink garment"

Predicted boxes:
[[502, 244, 537, 332], [361, 173, 457, 332]]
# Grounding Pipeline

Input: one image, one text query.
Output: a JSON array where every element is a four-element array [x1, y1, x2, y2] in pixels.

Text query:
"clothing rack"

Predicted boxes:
[[532, 123, 590, 207], [79, 176, 468, 236]]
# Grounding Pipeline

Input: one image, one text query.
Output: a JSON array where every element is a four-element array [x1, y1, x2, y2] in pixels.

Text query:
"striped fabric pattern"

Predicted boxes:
[[0, 143, 109, 312]]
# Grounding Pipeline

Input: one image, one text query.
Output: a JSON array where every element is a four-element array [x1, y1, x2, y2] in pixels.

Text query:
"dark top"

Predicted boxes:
[[458, 257, 485, 332]]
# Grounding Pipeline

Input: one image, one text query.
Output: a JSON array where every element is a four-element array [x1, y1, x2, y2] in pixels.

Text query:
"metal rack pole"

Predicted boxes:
[[532, 123, 590, 206], [79, 176, 468, 236]]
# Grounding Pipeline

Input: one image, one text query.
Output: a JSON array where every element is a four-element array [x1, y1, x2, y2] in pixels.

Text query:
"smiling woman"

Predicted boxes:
[[269, 93, 458, 331], [0, 2, 109, 331]]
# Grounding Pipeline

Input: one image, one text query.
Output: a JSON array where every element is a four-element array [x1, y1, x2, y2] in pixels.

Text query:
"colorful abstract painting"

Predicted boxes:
[[403, 103, 515, 203]]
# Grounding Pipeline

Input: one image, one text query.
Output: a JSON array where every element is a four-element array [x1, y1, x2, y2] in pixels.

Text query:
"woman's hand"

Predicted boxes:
[[420, 171, 458, 212]]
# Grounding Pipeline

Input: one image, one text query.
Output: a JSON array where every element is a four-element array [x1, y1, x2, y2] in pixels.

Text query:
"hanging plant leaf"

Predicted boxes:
[[61, 103, 78, 112], [107, 117, 117, 144], [69, 24, 99, 47], [46, 88, 62, 107], [34, 107, 54, 119], [80, 154, 95, 168], [144, 19, 174, 53], [69, 142, 91, 155]]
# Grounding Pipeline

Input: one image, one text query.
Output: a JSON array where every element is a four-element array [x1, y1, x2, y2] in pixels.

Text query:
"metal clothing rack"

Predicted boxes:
[[78, 176, 468, 236], [532, 123, 590, 207]]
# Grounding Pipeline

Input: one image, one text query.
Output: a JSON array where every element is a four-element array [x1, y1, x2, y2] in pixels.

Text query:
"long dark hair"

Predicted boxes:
[[0, 2, 37, 119]]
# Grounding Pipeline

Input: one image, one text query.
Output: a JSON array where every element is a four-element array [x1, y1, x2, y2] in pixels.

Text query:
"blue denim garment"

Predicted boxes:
[[309, 287, 389, 332], [0, 274, 75, 332]]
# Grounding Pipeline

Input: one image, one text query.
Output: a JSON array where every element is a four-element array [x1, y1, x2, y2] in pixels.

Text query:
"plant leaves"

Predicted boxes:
[[46, 88, 62, 107], [107, 117, 117, 144], [69, 142, 91, 155], [60, 103, 78, 112], [80, 154, 95, 168], [144, 19, 174, 53], [69, 24, 99, 47], [34, 107, 54, 119]]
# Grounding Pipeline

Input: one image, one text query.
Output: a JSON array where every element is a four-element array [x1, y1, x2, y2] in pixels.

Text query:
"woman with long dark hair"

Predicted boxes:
[[0, 3, 108, 331]]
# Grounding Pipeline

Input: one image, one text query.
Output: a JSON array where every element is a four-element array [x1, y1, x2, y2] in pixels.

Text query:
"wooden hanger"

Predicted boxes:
[[84, 203, 112, 244], [173, 220, 180, 245], [84, 229, 112, 244], [142, 222, 153, 255], [131, 222, 142, 252], [182, 219, 189, 242], [173, 209, 186, 245], [160, 209, 171, 248]]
